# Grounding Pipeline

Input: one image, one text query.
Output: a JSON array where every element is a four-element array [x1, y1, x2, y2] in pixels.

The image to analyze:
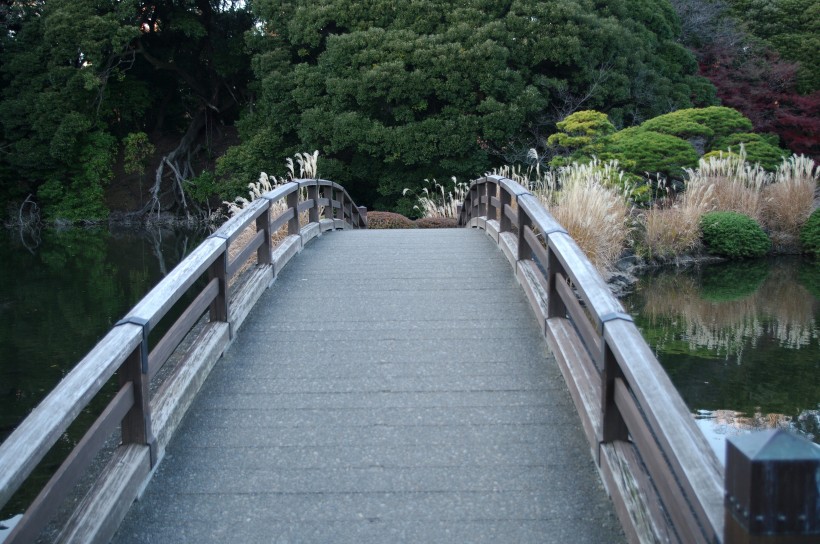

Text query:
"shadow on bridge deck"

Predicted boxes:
[[113, 229, 623, 543]]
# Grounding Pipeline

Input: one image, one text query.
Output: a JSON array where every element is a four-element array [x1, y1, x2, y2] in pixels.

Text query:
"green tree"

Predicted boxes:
[[0, 0, 253, 221], [547, 110, 615, 158], [727, 0, 819, 93], [223, 0, 714, 212]]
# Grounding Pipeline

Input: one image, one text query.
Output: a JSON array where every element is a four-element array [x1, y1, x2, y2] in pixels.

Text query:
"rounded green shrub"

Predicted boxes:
[[711, 133, 788, 171], [366, 211, 417, 229], [638, 106, 753, 143], [602, 128, 698, 180], [800, 208, 820, 257], [700, 211, 771, 259]]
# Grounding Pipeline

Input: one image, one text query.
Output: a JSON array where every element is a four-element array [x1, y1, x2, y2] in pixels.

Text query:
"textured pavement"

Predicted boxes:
[[113, 229, 623, 543]]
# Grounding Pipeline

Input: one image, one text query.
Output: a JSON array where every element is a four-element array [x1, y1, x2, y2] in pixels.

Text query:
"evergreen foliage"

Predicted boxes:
[[711, 133, 788, 170], [700, 211, 771, 258], [0, 0, 253, 220], [800, 208, 820, 257], [726, 0, 819, 93], [226, 0, 713, 211], [601, 127, 699, 180]]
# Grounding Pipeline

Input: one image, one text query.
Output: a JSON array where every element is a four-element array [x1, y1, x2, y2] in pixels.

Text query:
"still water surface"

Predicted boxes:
[[623, 258, 820, 462], [0, 225, 207, 517]]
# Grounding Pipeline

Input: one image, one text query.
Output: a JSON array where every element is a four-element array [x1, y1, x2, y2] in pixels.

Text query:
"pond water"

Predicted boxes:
[[622, 258, 820, 462], [0, 225, 208, 517]]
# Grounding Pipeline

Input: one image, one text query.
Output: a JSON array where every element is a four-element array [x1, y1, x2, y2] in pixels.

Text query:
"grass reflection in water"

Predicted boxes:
[[624, 258, 820, 459]]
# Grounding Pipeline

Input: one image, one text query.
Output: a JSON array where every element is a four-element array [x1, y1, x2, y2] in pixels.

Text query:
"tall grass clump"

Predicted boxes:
[[528, 159, 631, 272], [684, 146, 767, 221], [639, 181, 715, 260], [403, 177, 468, 219], [761, 155, 818, 246]]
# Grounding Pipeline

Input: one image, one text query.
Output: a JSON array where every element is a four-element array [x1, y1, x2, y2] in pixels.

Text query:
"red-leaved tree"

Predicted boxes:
[[698, 43, 819, 160]]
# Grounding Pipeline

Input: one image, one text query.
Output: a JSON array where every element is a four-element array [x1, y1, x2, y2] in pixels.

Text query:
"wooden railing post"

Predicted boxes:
[[308, 181, 320, 224], [724, 429, 820, 544], [546, 244, 566, 318], [478, 180, 487, 217], [323, 184, 334, 221], [208, 245, 229, 323], [486, 179, 497, 221], [257, 203, 272, 265], [115, 319, 156, 465], [287, 187, 300, 235], [471, 183, 480, 219], [357, 206, 367, 228], [600, 340, 629, 447], [517, 202, 533, 262], [499, 188, 512, 233]]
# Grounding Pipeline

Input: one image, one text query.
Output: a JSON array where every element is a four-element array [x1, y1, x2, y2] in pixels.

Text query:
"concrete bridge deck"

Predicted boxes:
[[113, 229, 623, 543]]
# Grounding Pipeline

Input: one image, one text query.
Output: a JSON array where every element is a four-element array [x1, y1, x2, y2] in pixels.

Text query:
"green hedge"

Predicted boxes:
[[700, 211, 771, 259], [800, 208, 820, 257]]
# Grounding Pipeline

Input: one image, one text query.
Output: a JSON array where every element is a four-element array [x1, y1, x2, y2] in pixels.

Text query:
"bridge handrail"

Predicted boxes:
[[458, 175, 724, 543], [0, 179, 366, 543]]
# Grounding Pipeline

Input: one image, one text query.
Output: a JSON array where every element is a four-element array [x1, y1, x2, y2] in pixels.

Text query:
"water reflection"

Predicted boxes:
[[623, 258, 820, 460], [0, 225, 208, 516]]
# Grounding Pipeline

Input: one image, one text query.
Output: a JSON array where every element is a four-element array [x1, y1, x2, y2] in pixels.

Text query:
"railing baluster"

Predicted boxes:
[[308, 181, 320, 224], [208, 248, 228, 323], [486, 179, 497, 221], [516, 203, 532, 261], [117, 326, 156, 464], [287, 188, 300, 235], [600, 340, 628, 447], [257, 203, 272, 265], [323, 184, 333, 221], [499, 188, 512, 233]]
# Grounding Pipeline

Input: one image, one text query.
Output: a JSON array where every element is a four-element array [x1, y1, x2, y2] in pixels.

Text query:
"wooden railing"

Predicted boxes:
[[458, 175, 818, 544], [0, 179, 366, 544]]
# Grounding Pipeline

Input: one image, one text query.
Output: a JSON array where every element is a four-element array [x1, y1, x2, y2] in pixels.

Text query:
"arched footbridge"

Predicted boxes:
[[1, 178, 817, 543]]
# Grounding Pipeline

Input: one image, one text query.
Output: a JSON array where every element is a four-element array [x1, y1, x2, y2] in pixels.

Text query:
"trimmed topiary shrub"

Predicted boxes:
[[415, 217, 458, 229], [800, 208, 820, 257], [366, 211, 417, 229], [711, 133, 788, 171], [601, 127, 699, 180], [700, 211, 771, 259]]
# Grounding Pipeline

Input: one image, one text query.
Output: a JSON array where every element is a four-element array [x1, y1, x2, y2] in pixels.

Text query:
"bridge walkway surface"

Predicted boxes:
[[113, 228, 623, 543]]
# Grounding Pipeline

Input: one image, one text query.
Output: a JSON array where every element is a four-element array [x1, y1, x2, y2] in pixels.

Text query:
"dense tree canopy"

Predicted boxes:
[[726, 0, 819, 93], [0, 0, 253, 220], [220, 0, 713, 213]]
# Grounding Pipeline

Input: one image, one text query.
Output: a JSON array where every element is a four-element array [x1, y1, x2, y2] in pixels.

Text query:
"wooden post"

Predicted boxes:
[[546, 245, 566, 319], [287, 188, 300, 235], [308, 181, 320, 224], [486, 179, 497, 221], [116, 318, 156, 466], [478, 181, 487, 217], [357, 206, 367, 228], [323, 184, 334, 221], [499, 188, 512, 233], [724, 429, 820, 544], [517, 202, 532, 261], [471, 184, 480, 219], [257, 205, 272, 265], [600, 340, 628, 446], [208, 247, 228, 323]]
